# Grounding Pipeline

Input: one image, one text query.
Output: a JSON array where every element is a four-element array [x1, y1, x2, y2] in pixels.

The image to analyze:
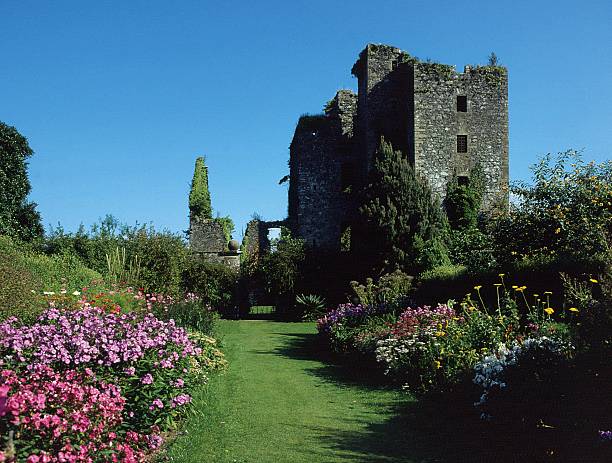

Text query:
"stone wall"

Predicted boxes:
[[242, 219, 287, 260], [352, 44, 416, 174], [189, 218, 227, 253], [288, 90, 357, 250], [413, 63, 509, 210]]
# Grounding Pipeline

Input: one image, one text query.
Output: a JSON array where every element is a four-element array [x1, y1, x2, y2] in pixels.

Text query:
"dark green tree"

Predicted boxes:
[[359, 137, 450, 274], [0, 122, 43, 241], [189, 156, 212, 220]]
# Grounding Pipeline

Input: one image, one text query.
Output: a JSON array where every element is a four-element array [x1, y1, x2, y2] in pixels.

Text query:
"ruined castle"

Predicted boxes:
[[286, 43, 509, 251]]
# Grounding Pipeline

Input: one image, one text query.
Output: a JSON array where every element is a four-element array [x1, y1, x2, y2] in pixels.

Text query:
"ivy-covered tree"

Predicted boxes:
[[189, 156, 212, 220], [359, 137, 450, 274], [0, 122, 43, 241]]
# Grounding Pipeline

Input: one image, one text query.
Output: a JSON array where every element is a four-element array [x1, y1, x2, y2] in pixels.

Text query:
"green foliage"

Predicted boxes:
[[152, 298, 220, 335], [492, 151, 612, 265], [444, 166, 485, 230], [0, 236, 41, 323], [448, 227, 497, 271], [44, 217, 187, 295], [419, 264, 467, 283], [189, 157, 212, 221], [0, 235, 101, 323], [0, 122, 43, 241], [214, 215, 234, 242], [182, 258, 238, 310], [350, 270, 413, 307], [359, 137, 450, 274], [258, 228, 306, 303], [21, 252, 101, 293], [295, 294, 327, 321], [105, 247, 141, 287]]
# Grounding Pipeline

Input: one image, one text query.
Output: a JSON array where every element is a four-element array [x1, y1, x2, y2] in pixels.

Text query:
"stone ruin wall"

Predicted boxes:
[[189, 218, 240, 270], [413, 63, 509, 211], [288, 91, 357, 251], [287, 43, 509, 250]]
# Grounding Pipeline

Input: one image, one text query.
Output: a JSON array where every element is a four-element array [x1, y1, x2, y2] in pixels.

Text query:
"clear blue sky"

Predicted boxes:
[[1, 0, 611, 240]]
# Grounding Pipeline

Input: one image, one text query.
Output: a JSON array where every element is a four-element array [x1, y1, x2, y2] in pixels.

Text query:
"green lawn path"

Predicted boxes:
[[167, 320, 415, 462], [167, 320, 488, 463]]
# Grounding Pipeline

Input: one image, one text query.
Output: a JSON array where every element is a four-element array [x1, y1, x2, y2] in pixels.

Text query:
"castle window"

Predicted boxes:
[[457, 95, 467, 112], [457, 135, 468, 153], [391, 59, 399, 70]]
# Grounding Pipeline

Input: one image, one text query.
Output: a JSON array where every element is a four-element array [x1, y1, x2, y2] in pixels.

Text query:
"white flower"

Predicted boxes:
[[72, 291, 81, 296]]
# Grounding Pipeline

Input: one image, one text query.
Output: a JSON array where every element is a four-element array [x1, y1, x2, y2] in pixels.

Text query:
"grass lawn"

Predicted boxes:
[[167, 320, 423, 462], [166, 320, 578, 462]]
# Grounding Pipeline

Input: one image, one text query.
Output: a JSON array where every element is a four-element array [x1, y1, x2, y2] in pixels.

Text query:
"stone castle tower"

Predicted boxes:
[[288, 43, 509, 250]]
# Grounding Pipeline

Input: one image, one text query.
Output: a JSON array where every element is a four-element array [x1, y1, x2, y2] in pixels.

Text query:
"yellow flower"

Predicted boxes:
[[544, 291, 553, 295], [533, 294, 539, 297], [435, 331, 446, 337], [474, 285, 482, 290], [498, 273, 505, 278], [494, 283, 502, 287], [554, 228, 561, 234], [434, 360, 442, 369], [590, 278, 599, 284], [569, 307, 579, 313], [512, 285, 518, 289], [468, 306, 476, 312], [544, 307, 554, 315]]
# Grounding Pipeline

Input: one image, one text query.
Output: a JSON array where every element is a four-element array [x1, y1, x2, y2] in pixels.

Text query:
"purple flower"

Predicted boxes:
[[170, 393, 192, 408], [600, 430, 612, 442], [140, 373, 153, 385], [173, 378, 185, 388], [149, 398, 164, 410]]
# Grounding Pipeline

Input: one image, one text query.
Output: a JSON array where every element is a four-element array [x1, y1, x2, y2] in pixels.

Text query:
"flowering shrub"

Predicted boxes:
[[0, 365, 146, 462], [0, 298, 224, 461], [473, 336, 574, 421], [375, 304, 460, 388], [316, 304, 392, 352]]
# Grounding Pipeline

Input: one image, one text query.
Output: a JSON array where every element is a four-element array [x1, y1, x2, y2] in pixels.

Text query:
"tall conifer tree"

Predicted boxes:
[[189, 157, 212, 221], [359, 137, 449, 274]]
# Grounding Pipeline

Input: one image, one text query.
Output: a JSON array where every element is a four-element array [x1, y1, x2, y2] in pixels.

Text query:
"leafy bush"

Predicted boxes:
[[0, 236, 100, 323], [21, 252, 101, 293], [257, 229, 305, 309], [151, 293, 219, 335], [44, 217, 188, 295], [473, 336, 574, 422], [448, 227, 497, 271], [492, 151, 611, 265], [189, 157, 212, 220], [350, 270, 413, 307], [0, 236, 41, 323], [444, 165, 485, 231], [182, 258, 238, 311]]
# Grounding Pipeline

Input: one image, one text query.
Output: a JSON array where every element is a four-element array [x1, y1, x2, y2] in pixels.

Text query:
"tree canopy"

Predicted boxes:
[[0, 121, 43, 241]]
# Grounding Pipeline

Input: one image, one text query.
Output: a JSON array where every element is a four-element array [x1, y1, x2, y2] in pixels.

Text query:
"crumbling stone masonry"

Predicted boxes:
[[288, 43, 509, 251]]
